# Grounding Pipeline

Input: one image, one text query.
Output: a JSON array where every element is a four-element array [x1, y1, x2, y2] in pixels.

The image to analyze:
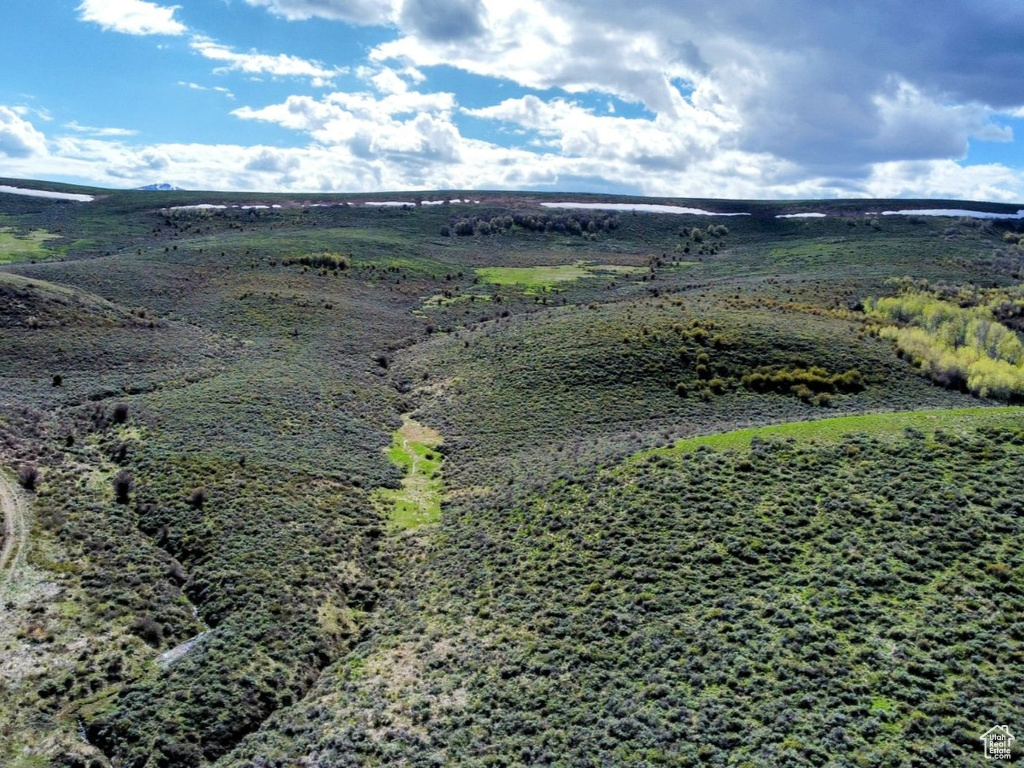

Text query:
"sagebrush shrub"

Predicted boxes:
[[113, 470, 133, 503], [17, 464, 39, 490], [112, 403, 130, 425]]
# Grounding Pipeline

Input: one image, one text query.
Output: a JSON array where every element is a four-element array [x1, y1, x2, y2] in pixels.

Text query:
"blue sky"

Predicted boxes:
[[1, 0, 1024, 200]]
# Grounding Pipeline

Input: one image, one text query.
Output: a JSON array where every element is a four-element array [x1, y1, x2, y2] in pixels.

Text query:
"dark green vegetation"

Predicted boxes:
[[228, 418, 1024, 766], [0, 180, 1022, 766]]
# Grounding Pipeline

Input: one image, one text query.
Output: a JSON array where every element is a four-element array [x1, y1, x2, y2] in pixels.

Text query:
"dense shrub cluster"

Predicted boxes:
[[282, 252, 350, 270], [683, 223, 729, 240], [865, 290, 1024, 399], [898, 279, 1024, 333], [443, 212, 619, 237], [742, 365, 865, 405]]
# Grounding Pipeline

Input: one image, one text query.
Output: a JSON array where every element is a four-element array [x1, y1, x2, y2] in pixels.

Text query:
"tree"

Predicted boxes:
[[18, 464, 39, 491], [113, 470, 133, 503], [112, 403, 130, 425]]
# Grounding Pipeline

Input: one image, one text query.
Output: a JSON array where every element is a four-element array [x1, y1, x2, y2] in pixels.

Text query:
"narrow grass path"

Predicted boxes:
[[0, 469, 29, 600], [373, 415, 444, 529], [637, 406, 1024, 458]]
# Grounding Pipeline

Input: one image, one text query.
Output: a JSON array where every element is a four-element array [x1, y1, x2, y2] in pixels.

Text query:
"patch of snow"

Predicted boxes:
[[542, 202, 750, 216], [421, 200, 446, 205], [164, 203, 284, 212], [366, 201, 410, 207], [0, 185, 94, 202], [777, 212, 827, 218], [881, 208, 1024, 219]]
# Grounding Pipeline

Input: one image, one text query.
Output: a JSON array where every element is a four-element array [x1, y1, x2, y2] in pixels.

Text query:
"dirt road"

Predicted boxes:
[[0, 470, 28, 600]]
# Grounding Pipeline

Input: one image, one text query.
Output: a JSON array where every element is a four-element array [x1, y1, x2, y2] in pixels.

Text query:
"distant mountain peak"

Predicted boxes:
[[137, 182, 185, 191]]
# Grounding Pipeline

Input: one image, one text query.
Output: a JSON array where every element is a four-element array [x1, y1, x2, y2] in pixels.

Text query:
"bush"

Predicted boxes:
[[285, 252, 350, 270], [112, 403, 130, 425], [113, 470, 134, 504], [18, 464, 39, 491], [128, 616, 164, 647], [741, 366, 864, 401]]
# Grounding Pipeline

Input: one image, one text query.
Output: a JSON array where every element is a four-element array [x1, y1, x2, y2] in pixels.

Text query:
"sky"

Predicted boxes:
[[2, 0, 1024, 199]]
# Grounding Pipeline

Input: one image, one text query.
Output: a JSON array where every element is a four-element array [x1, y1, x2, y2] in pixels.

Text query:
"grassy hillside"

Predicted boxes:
[[0, 181, 1021, 766]]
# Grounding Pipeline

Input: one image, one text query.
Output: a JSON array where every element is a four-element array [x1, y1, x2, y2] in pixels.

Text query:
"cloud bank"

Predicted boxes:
[[16, 0, 1024, 198]]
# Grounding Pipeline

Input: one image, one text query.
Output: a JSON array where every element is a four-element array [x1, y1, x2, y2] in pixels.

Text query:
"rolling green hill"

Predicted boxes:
[[0, 181, 1021, 767]]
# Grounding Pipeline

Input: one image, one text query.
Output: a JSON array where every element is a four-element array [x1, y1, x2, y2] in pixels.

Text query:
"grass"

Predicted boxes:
[[647, 406, 1024, 454], [0, 228, 60, 263], [475, 261, 647, 290], [421, 292, 492, 309], [587, 264, 652, 275], [373, 415, 444, 529], [476, 263, 593, 288]]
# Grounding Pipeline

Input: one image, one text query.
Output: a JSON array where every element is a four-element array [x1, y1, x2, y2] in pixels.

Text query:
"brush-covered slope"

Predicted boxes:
[[0, 182, 1022, 767], [225, 417, 1024, 766]]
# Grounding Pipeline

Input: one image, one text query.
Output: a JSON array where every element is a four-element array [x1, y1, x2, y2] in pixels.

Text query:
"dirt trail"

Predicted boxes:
[[0, 470, 29, 600]]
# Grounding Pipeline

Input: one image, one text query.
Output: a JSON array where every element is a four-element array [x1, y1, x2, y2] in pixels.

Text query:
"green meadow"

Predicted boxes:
[[0, 227, 61, 263]]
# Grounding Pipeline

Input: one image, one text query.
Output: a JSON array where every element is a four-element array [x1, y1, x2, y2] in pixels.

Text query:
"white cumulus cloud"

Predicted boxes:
[[0, 106, 48, 158], [864, 160, 1024, 202], [190, 37, 345, 87], [232, 88, 460, 164], [467, 95, 724, 169], [64, 121, 139, 137], [242, 0, 397, 25], [8, 100, 1024, 201], [368, 0, 1021, 180], [76, 0, 187, 36]]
